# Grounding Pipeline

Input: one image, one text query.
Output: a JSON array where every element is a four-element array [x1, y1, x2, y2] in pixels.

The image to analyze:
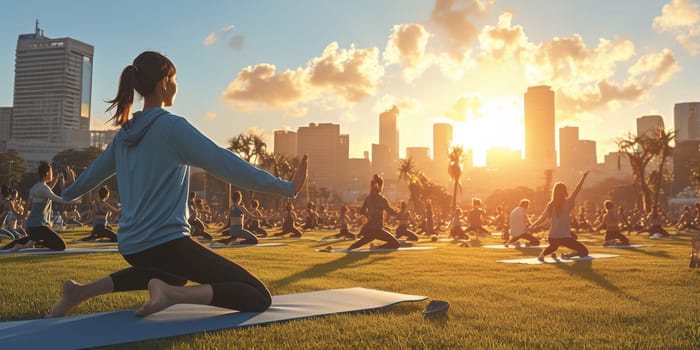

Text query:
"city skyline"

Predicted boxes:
[[1, 1, 699, 166]]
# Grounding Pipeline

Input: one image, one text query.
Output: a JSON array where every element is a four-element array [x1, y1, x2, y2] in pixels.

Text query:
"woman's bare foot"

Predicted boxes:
[[134, 279, 174, 317], [291, 155, 308, 196], [46, 280, 83, 318]]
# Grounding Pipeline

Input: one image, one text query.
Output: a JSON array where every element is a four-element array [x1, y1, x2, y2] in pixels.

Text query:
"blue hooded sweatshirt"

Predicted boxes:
[[62, 108, 294, 255]]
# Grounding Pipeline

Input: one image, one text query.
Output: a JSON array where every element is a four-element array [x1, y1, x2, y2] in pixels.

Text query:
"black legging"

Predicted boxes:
[[395, 224, 418, 241], [2, 226, 67, 251], [604, 230, 629, 245], [541, 237, 588, 258], [111, 237, 271, 312], [80, 224, 118, 242], [349, 223, 400, 250]]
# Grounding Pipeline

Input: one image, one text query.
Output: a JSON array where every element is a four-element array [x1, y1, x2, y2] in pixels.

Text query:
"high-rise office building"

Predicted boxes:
[[0, 107, 11, 151], [636, 115, 664, 139], [559, 126, 579, 169], [90, 129, 119, 150], [406, 146, 431, 173], [674, 102, 700, 142], [524, 86, 556, 169], [371, 143, 390, 176], [433, 123, 453, 184], [577, 140, 597, 170], [379, 105, 399, 161], [274, 130, 298, 158], [9, 22, 93, 168], [296, 123, 347, 188], [433, 123, 453, 167], [672, 140, 700, 195]]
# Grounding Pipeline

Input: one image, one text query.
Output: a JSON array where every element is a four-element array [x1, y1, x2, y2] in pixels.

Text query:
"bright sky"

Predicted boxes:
[[1, 0, 699, 166]]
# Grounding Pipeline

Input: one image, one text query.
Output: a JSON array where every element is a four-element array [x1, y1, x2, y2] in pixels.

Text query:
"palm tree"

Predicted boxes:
[[447, 145, 464, 214], [648, 127, 675, 210], [616, 132, 656, 212], [397, 158, 424, 210]]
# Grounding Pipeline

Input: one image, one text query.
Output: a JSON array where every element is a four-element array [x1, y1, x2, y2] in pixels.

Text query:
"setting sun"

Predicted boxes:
[[453, 97, 524, 166]]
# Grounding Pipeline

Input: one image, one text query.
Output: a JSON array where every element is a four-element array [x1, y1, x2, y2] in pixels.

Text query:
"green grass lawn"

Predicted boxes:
[[1, 228, 699, 349]]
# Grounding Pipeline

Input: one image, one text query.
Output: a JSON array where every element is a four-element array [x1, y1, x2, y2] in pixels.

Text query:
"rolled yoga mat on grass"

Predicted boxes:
[[0, 287, 426, 350]]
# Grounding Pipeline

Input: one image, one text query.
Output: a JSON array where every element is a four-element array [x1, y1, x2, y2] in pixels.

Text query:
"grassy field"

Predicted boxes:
[[1, 227, 699, 349]]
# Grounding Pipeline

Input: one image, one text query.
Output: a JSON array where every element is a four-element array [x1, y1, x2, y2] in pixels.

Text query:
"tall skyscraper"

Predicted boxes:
[[9, 22, 93, 167], [433, 123, 453, 184], [406, 146, 431, 173], [274, 130, 298, 158], [433, 123, 453, 166], [636, 115, 664, 139], [0, 107, 11, 151], [674, 102, 700, 142], [577, 140, 597, 170], [559, 126, 579, 169], [296, 123, 347, 188], [379, 105, 399, 159], [524, 86, 556, 169]]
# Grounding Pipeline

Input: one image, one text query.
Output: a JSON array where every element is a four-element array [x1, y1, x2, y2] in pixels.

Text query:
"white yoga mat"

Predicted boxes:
[[208, 242, 287, 248], [498, 253, 620, 264], [483, 244, 543, 249], [0, 247, 118, 255], [315, 246, 437, 253], [602, 244, 653, 249], [0, 287, 426, 349]]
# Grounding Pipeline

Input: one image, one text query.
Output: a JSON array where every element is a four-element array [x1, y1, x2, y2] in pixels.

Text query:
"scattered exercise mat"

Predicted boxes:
[[316, 246, 437, 253], [0, 287, 426, 349], [483, 244, 543, 249], [208, 242, 287, 248], [0, 247, 118, 255], [498, 253, 620, 264], [602, 244, 654, 249]]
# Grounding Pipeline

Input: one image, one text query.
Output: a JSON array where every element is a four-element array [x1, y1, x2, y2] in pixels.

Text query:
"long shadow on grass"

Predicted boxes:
[[605, 247, 672, 258], [269, 253, 390, 289], [552, 260, 640, 302]]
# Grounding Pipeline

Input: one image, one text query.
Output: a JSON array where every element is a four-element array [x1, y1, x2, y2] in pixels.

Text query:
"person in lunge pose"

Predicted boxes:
[[217, 191, 262, 245], [595, 200, 630, 246], [531, 171, 590, 261], [504, 199, 540, 247], [2, 163, 80, 251], [78, 186, 119, 242], [47, 51, 308, 318], [346, 174, 400, 250]]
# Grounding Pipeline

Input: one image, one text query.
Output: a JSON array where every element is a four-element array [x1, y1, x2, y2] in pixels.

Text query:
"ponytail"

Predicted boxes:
[[106, 65, 137, 126], [105, 51, 177, 127]]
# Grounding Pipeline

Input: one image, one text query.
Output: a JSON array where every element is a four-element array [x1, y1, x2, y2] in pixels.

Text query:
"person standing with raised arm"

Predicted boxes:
[[47, 51, 307, 318], [531, 171, 590, 261]]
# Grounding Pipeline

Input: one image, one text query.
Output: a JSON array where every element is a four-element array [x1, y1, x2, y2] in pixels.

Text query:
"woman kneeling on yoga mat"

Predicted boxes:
[[47, 51, 308, 318]]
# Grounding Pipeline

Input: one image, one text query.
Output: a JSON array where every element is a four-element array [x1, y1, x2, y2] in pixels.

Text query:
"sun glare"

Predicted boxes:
[[453, 98, 524, 167]]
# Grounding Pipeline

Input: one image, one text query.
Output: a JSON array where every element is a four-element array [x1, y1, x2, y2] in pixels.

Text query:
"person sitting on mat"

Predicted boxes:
[[77, 186, 119, 242], [465, 198, 490, 238], [595, 200, 630, 246], [448, 208, 469, 240], [246, 200, 269, 237], [636, 205, 670, 238], [531, 171, 590, 261], [275, 201, 303, 237], [346, 174, 400, 250], [47, 51, 308, 318], [217, 191, 262, 246], [395, 201, 419, 241], [2, 163, 80, 251], [187, 192, 212, 241], [504, 199, 540, 247], [331, 205, 356, 240]]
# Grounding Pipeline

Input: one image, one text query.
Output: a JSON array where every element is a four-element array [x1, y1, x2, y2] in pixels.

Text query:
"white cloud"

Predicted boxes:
[[653, 0, 700, 55], [202, 24, 236, 47]]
